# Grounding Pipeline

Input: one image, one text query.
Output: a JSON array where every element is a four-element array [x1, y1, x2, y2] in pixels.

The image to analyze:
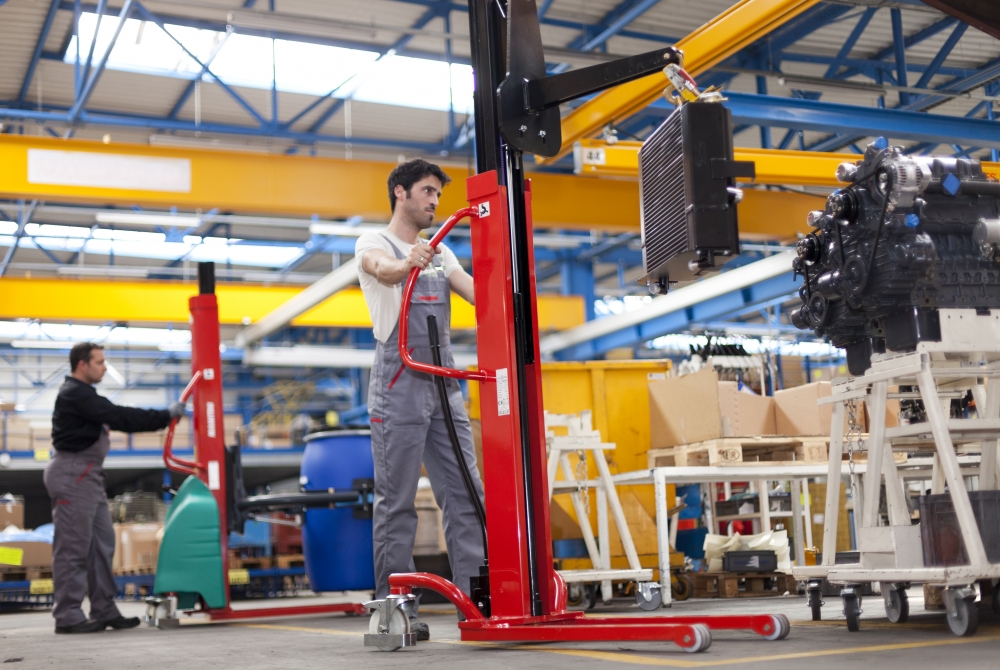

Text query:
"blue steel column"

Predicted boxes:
[[755, 74, 771, 149], [890, 9, 910, 106], [560, 259, 595, 322]]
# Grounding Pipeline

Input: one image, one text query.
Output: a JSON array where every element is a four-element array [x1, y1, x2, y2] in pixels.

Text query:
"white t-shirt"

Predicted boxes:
[[355, 229, 463, 343]]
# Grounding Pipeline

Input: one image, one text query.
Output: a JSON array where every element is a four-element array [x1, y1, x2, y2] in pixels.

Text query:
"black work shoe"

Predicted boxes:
[[102, 616, 141, 630], [410, 621, 430, 641], [55, 620, 106, 634]]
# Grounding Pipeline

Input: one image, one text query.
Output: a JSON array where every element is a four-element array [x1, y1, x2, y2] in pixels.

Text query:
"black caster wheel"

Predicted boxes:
[[946, 589, 979, 637], [672, 573, 694, 602], [842, 587, 862, 632], [883, 583, 909, 624], [585, 582, 599, 610], [807, 581, 824, 621]]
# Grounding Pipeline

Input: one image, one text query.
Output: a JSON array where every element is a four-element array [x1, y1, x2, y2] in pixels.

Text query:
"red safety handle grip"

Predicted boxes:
[[398, 207, 494, 383], [163, 370, 202, 475]]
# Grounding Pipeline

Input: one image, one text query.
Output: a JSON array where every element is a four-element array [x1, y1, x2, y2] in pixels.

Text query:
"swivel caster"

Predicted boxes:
[[566, 582, 584, 607], [672, 572, 694, 602], [841, 585, 863, 632], [143, 596, 179, 629], [806, 580, 824, 621], [364, 593, 418, 651], [882, 582, 909, 624], [636, 582, 662, 611], [944, 586, 979, 637]]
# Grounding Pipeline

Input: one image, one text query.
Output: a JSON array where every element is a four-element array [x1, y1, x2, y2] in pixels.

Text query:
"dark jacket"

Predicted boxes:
[[51, 377, 172, 453]]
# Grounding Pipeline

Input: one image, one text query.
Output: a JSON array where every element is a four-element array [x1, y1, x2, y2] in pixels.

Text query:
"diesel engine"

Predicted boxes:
[[790, 138, 1000, 375]]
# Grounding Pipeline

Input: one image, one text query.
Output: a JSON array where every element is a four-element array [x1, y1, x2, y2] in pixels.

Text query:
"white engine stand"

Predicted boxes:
[[792, 309, 1000, 636], [545, 411, 658, 610]]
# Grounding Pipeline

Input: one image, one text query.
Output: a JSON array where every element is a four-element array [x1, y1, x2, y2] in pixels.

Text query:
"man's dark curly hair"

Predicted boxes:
[[387, 159, 451, 213]]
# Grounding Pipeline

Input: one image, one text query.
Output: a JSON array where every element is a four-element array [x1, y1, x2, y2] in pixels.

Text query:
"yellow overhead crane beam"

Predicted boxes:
[[575, 140, 1000, 184], [542, 0, 824, 164], [0, 278, 585, 332], [0, 135, 827, 237]]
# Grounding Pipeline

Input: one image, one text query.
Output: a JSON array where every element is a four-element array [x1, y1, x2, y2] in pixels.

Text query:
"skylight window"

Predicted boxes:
[[66, 13, 474, 114]]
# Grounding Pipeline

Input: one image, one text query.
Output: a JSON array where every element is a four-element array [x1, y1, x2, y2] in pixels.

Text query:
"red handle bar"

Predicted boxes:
[[398, 207, 494, 383], [163, 370, 202, 476]]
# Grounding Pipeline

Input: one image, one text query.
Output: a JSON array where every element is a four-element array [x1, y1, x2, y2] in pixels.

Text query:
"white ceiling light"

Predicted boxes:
[[95, 212, 202, 228], [225, 10, 455, 41], [10, 340, 80, 349], [57, 266, 151, 278], [308, 222, 383, 237]]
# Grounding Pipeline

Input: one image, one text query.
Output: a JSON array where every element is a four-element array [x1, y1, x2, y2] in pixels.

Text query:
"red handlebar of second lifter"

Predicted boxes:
[[398, 206, 494, 383], [162, 370, 203, 475]]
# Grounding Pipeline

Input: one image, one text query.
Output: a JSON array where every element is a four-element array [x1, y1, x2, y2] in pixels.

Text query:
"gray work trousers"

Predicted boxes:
[[368, 241, 485, 601], [43, 432, 122, 627]]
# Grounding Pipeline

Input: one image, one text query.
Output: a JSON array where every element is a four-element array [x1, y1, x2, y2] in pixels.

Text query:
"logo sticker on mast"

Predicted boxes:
[[477, 202, 490, 218], [496, 368, 510, 416]]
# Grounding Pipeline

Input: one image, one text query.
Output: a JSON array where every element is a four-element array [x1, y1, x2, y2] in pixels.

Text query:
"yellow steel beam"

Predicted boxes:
[[0, 135, 829, 236], [0, 278, 584, 332], [543, 0, 823, 164], [574, 140, 1000, 185]]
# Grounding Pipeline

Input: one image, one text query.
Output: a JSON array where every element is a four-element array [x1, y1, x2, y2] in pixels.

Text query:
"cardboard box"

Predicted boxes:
[[775, 382, 834, 436], [118, 522, 162, 571], [648, 371, 778, 449], [717, 382, 776, 437], [0, 498, 24, 530], [648, 370, 722, 449], [0, 541, 52, 568]]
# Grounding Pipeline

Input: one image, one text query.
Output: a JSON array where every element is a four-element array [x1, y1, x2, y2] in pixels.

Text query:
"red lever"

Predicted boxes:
[[163, 370, 202, 475], [398, 206, 494, 383]]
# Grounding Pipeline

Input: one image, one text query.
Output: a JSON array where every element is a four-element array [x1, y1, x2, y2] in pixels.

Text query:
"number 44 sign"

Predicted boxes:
[[477, 202, 490, 218]]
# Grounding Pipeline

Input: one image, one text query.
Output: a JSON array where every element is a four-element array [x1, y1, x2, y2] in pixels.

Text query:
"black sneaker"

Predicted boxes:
[[102, 616, 141, 630], [410, 621, 430, 641], [55, 620, 106, 634]]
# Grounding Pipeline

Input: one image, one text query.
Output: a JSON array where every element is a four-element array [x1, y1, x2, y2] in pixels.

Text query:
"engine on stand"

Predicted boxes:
[[790, 138, 1000, 375]]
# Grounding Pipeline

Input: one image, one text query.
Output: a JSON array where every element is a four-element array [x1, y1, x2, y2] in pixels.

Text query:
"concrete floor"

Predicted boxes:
[[3, 591, 1000, 669]]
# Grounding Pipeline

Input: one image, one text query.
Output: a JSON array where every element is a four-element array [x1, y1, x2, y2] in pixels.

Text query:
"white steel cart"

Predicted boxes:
[[545, 411, 659, 610], [792, 308, 1000, 636]]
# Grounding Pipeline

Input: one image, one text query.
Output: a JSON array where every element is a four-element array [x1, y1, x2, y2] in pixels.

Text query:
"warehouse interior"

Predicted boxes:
[[2, 0, 1000, 666]]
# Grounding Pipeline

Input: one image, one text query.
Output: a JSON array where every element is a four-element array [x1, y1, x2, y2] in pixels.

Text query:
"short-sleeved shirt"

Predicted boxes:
[[355, 229, 463, 343]]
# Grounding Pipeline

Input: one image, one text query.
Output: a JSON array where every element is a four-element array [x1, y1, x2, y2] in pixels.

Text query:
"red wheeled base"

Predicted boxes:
[[384, 573, 788, 653], [208, 602, 367, 621]]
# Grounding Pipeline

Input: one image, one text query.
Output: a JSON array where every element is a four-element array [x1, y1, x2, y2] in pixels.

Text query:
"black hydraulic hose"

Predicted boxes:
[[427, 314, 489, 562]]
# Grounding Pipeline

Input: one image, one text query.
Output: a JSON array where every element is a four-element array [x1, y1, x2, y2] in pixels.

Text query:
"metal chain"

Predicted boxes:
[[576, 450, 591, 517], [844, 399, 863, 499]]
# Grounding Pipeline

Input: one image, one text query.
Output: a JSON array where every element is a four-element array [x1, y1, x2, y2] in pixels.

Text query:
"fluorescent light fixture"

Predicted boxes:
[[308, 223, 383, 237], [57, 266, 150, 278], [10, 339, 79, 349], [95, 212, 202, 228], [157, 343, 191, 352], [148, 134, 276, 154]]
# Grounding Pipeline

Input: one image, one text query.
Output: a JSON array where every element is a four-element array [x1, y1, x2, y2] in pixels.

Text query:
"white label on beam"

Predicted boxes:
[[206, 401, 217, 438], [27, 149, 192, 193], [496, 368, 510, 417], [207, 461, 220, 490]]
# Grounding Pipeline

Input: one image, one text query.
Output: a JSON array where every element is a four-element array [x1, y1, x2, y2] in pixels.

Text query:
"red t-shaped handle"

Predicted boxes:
[[398, 207, 494, 383]]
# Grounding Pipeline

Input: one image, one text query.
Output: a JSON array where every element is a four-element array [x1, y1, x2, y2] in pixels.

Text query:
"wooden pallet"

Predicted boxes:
[[693, 571, 797, 599], [230, 555, 273, 569], [274, 554, 305, 569], [0, 567, 52, 582], [648, 436, 833, 468]]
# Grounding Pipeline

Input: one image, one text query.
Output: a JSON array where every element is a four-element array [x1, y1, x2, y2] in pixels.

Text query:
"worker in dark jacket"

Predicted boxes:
[[46, 342, 183, 634]]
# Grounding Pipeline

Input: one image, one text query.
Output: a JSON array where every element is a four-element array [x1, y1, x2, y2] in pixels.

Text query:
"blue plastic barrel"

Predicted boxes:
[[301, 430, 375, 592]]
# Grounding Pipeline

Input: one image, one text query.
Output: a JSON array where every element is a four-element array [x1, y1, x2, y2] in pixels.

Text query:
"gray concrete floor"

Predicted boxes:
[[3, 591, 1000, 669]]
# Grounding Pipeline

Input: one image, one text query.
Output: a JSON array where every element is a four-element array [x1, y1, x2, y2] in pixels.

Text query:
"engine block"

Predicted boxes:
[[790, 139, 1000, 375]]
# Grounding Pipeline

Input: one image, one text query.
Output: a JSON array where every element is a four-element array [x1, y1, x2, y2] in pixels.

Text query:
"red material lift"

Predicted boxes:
[[365, 0, 791, 652]]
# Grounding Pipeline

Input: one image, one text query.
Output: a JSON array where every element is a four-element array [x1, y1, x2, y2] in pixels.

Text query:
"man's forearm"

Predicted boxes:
[[372, 256, 409, 286]]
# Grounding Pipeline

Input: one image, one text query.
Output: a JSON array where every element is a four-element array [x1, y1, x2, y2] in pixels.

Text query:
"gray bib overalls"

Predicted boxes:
[[43, 428, 123, 627], [368, 235, 485, 600]]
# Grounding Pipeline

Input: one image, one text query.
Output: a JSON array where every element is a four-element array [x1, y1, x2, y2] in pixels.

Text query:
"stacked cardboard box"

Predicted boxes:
[[113, 522, 162, 573], [649, 371, 869, 448], [0, 496, 24, 530]]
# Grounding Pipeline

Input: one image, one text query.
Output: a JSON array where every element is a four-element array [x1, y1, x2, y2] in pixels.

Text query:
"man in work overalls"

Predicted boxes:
[[356, 159, 485, 640], [47, 342, 184, 633]]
